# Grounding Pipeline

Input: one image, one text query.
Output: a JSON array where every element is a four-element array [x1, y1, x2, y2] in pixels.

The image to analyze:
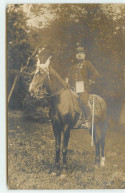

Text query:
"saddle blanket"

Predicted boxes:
[[70, 90, 106, 119]]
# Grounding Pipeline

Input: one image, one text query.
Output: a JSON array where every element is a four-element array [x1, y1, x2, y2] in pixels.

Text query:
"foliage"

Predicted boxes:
[[7, 5, 33, 70], [7, 5, 34, 109], [8, 4, 125, 118], [26, 4, 125, 103]]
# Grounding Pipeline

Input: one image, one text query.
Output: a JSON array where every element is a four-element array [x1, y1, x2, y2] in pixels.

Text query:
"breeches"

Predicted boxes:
[[78, 91, 90, 119]]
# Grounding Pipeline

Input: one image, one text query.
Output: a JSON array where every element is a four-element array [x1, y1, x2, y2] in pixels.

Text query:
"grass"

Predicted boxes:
[[8, 110, 125, 190]]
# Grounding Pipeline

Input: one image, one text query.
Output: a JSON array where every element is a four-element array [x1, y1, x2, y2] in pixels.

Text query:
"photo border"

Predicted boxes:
[[1, 0, 125, 193]]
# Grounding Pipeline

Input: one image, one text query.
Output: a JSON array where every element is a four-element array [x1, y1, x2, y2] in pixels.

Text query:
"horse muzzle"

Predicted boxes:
[[29, 90, 35, 97], [29, 85, 35, 97]]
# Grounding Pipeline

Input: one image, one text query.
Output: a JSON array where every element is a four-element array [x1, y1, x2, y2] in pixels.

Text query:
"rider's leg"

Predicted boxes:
[[79, 91, 91, 129], [79, 91, 91, 120]]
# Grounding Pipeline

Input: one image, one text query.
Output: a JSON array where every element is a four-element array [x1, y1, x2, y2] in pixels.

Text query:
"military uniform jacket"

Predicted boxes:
[[68, 60, 100, 90]]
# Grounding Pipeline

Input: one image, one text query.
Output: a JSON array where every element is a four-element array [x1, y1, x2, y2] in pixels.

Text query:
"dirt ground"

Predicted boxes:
[[8, 110, 125, 190]]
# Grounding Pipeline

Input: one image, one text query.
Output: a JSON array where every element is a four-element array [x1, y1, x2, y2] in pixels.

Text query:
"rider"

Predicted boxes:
[[67, 46, 100, 129]]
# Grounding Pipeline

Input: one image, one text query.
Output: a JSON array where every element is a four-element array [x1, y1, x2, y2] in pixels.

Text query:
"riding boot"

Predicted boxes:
[[81, 107, 91, 129], [81, 119, 91, 129], [79, 91, 91, 129], [81, 105, 91, 129], [55, 150, 60, 169]]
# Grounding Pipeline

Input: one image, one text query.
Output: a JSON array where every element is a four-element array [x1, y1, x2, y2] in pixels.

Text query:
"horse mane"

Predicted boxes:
[[49, 67, 67, 91]]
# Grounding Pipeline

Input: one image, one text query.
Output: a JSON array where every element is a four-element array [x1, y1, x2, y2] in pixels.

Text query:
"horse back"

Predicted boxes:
[[89, 94, 107, 121]]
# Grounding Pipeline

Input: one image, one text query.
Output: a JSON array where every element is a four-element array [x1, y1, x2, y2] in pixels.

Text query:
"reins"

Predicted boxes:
[[34, 87, 65, 99], [33, 68, 65, 99], [31, 59, 66, 99]]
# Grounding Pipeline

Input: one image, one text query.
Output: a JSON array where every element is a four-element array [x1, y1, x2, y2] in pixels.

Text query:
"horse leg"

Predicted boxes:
[[55, 131, 61, 169], [93, 123, 101, 166], [100, 122, 106, 167], [100, 141, 105, 167], [52, 123, 61, 175], [61, 124, 70, 176]]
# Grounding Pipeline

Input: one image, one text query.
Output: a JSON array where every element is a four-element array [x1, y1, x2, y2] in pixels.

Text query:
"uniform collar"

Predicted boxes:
[[77, 60, 85, 68]]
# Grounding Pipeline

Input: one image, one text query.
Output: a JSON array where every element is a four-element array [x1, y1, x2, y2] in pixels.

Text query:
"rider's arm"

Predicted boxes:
[[87, 61, 101, 82]]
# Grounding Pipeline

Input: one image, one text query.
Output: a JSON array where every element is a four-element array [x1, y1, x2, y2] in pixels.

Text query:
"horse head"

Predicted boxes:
[[29, 56, 52, 96]]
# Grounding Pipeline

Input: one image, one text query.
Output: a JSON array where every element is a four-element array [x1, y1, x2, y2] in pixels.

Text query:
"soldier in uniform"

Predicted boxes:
[[67, 46, 100, 129]]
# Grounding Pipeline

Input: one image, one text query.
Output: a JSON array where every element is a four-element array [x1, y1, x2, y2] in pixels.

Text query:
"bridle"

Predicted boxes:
[[32, 67, 64, 99]]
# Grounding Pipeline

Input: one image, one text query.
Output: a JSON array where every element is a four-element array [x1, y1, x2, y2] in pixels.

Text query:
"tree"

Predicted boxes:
[[7, 5, 33, 108], [7, 4, 125, 123], [7, 5, 33, 71]]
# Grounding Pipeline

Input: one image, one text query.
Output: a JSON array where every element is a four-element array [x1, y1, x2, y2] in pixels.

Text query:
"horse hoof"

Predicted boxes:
[[94, 164, 99, 169], [60, 173, 67, 179], [50, 167, 60, 176], [60, 168, 67, 178], [100, 157, 105, 167], [100, 161, 105, 167], [50, 171, 57, 177]]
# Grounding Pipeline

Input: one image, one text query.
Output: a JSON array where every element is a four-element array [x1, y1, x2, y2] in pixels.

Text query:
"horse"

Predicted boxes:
[[29, 57, 107, 176]]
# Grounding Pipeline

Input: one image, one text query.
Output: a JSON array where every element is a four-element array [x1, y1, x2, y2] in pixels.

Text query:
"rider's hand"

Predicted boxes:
[[65, 78, 69, 84], [89, 79, 95, 85]]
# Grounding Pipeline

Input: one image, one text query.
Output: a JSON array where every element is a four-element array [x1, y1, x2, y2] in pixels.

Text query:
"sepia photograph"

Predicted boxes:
[[7, 3, 125, 190]]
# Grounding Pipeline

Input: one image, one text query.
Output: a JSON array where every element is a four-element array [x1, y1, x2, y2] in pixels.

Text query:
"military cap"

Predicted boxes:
[[76, 46, 85, 53]]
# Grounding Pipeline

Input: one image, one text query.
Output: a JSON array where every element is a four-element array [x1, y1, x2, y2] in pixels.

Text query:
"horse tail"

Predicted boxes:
[[91, 94, 108, 134], [100, 97, 107, 121], [99, 97, 109, 141]]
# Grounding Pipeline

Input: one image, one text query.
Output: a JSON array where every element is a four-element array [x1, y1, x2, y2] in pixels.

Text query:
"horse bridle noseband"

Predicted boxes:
[[34, 67, 64, 99]]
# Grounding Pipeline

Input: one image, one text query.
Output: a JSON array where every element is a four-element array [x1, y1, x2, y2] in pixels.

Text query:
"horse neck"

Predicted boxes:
[[47, 67, 66, 94]]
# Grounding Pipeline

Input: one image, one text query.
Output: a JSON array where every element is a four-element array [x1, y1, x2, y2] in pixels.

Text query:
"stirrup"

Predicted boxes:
[[81, 120, 91, 129]]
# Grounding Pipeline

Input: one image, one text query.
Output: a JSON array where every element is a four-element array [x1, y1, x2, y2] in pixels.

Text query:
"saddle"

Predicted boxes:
[[70, 90, 106, 128]]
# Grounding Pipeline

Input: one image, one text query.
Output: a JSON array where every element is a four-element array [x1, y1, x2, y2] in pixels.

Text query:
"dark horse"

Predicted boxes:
[[29, 57, 107, 175]]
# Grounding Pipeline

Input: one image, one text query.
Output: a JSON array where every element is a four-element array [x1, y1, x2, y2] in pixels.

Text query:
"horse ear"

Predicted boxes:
[[35, 67, 40, 75], [36, 58, 45, 69], [44, 56, 52, 68], [38, 56, 52, 69], [37, 58, 40, 67]]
